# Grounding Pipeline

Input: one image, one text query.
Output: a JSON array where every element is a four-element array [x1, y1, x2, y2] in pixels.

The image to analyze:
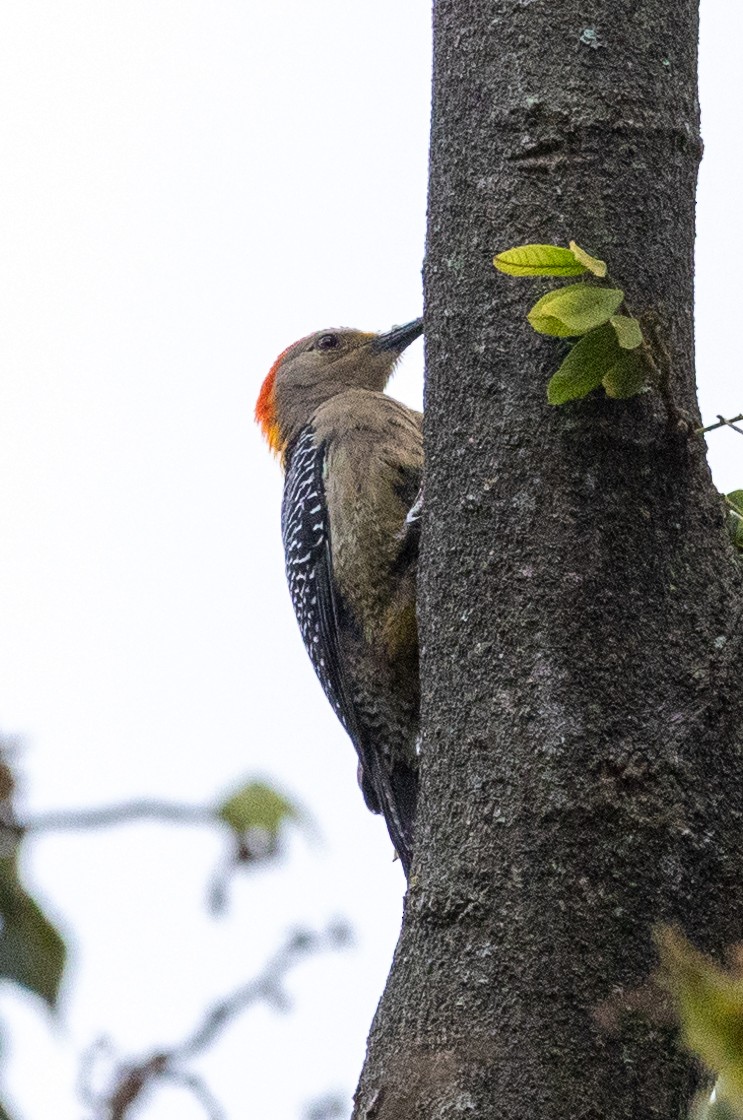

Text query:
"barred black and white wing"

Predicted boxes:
[[281, 427, 381, 802], [281, 427, 353, 730], [281, 423, 417, 874]]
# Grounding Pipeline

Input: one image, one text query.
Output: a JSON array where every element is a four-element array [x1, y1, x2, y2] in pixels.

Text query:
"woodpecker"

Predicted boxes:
[[256, 320, 424, 877]]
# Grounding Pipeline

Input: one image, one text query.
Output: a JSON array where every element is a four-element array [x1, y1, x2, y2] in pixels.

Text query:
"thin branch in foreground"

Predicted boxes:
[[695, 412, 743, 435], [1, 785, 310, 917], [11, 799, 216, 837], [81, 922, 352, 1120]]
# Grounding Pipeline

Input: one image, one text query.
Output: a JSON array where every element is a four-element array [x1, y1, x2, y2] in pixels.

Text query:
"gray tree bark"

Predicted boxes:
[[353, 2, 743, 1118]]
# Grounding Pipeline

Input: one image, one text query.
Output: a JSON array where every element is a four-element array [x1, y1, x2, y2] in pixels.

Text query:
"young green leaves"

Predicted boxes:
[[527, 284, 624, 338], [494, 240, 648, 406], [544, 323, 641, 405], [494, 241, 606, 278]]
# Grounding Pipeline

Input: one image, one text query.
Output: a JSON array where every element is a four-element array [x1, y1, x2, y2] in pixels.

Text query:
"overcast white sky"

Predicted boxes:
[[0, 3, 740, 1119]]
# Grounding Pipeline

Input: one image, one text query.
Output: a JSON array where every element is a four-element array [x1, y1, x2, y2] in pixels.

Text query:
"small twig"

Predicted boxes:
[[106, 1054, 168, 1120], [609, 296, 693, 431], [158, 1070, 227, 1120], [637, 312, 696, 430], [717, 413, 743, 435], [82, 922, 352, 1120], [171, 923, 349, 1060], [77, 1037, 115, 1111], [695, 412, 743, 435]]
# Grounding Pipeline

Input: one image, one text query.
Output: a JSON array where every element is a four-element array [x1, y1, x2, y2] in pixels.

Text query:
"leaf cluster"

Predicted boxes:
[[494, 241, 649, 405]]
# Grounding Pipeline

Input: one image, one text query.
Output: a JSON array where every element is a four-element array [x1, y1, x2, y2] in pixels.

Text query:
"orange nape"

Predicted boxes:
[[255, 341, 295, 457]]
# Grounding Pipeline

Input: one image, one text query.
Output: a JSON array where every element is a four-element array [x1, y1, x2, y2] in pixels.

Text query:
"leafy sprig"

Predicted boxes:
[[494, 241, 651, 406]]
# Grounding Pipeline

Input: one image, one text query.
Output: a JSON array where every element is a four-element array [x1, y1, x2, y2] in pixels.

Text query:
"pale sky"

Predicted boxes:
[[0, 3, 740, 1119]]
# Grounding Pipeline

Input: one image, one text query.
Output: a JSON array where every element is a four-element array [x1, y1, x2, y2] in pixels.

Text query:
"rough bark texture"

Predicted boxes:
[[353, 2, 743, 1119]]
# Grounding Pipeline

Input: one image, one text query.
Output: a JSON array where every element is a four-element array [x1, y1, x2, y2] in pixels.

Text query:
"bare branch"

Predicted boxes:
[[695, 411, 743, 435], [172, 927, 336, 1061], [82, 922, 352, 1120], [106, 1054, 168, 1120], [717, 413, 743, 435], [10, 799, 216, 837]]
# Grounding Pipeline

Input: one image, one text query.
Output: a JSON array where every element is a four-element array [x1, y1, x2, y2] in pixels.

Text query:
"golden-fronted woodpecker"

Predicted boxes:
[[255, 320, 423, 877]]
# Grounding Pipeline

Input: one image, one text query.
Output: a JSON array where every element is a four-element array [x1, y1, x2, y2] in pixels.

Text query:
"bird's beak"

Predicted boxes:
[[371, 318, 423, 353]]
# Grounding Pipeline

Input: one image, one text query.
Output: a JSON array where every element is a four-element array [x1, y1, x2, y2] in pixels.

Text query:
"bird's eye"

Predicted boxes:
[[316, 333, 339, 351]]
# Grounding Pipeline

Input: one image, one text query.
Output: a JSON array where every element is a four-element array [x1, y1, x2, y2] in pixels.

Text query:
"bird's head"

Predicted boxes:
[[256, 319, 423, 461]]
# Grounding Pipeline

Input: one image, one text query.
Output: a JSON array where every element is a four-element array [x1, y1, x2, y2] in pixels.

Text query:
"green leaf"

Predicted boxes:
[[610, 314, 644, 350], [547, 324, 621, 405], [0, 1095, 13, 1120], [602, 350, 647, 399], [657, 927, 743, 1115], [217, 780, 299, 840], [494, 244, 588, 277], [528, 284, 625, 337], [728, 513, 743, 551], [726, 494, 743, 551], [0, 856, 66, 1010], [569, 241, 608, 278]]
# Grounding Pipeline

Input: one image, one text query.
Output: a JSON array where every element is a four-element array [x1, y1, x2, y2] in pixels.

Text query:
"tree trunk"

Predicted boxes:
[[353, 2, 743, 1118]]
